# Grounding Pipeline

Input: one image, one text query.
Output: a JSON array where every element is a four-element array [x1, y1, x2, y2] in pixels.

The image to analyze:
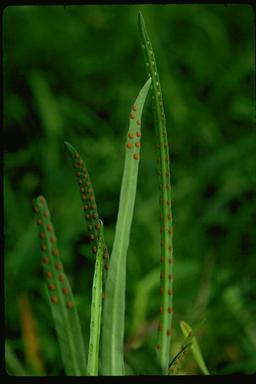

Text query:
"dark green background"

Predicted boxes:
[[4, 4, 255, 375]]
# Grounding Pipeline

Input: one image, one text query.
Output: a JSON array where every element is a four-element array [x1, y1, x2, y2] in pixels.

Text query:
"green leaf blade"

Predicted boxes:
[[101, 78, 151, 375], [64, 141, 110, 274], [180, 321, 210, 375], [138, 12, 174, 374], [87, 220, 104, 376], [33, 196, 87, 376]]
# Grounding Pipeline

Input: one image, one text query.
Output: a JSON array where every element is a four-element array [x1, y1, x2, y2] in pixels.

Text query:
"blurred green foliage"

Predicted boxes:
[[4, 4, 255, 375]]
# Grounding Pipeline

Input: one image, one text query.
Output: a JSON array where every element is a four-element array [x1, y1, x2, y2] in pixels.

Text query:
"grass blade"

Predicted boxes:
[[87, 220, 104, 376], [33, 196, 87, 376], [5, 340, 27, 376], [101, 77, 152, 375], [180, 320, 210, 375], [138, 12, 174, 374]]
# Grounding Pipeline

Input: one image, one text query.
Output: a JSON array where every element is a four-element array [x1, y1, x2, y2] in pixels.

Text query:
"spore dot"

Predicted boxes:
[[62, 287, 69, 295], [48, 284, 56, 291], [66, 301, 73, 309], [52, 249, 59, 257], [42, 256, 49, 264], [50, 296, 58, 304]]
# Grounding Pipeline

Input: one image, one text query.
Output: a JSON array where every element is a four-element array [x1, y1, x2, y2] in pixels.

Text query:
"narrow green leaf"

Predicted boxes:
[[5, 340, 27, 376], [168, 341, 193, 375], [33, 196, 87, 376], [101, 77, 152, 375], [87, 220, 104, 376], [138, 12, 174, 374], [180, 320, 210, 375]]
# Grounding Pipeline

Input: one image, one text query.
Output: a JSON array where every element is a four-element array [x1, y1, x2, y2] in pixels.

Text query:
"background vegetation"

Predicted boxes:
[[4, 4, 255, 375]]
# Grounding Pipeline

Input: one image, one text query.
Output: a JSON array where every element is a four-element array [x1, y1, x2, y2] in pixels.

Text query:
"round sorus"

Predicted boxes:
[[136, 131, 141, 138], [58, 274, 65, 282], [50, 236, 56, 243], [128, 132, 134, 139], [50, 296, 58, 304], [135, 141, 140, 148], [82, 195, 86, 201], [55, 262, 63, 270], [41, 244, 47, 252], [42, 256, 49, 264], [90, 204, 95, 210], [43, 211, 49, 218], [46, 271, 52, 279], [90, 234, 95, 241], [47, 224, 53, 232], [88, 224, 92, 231], [132, 104, 137, 112], [92, 246, 97, 254], [52, 249, 59, 257], [166, 330, 171, 336], [83, 205, 88, 211], [133, 153, 139, 160], [130, 112, 135, 120], [62, 287, 69, 295], [127, 142, 132, 149], [66, 301, 73, 309], [48, 284, 56, 291], [37, 219, 42, 225], [39, 232, 46, 240], [80, 187, 85, 193], [95, 223, 100, 230], [33, 206, 39, 213], [86, 214, 90, 220], [39, 196, 45, 204], [136, 120, 141, 126], [168, 307, 173, 314], [93, 213, 97, 220]]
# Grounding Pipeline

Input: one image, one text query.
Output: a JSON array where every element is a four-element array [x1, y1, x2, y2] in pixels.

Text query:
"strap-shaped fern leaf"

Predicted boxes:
[[138, 12, 174, 373], [64, 141, 110, 274], [33, 195, 87, 376]]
